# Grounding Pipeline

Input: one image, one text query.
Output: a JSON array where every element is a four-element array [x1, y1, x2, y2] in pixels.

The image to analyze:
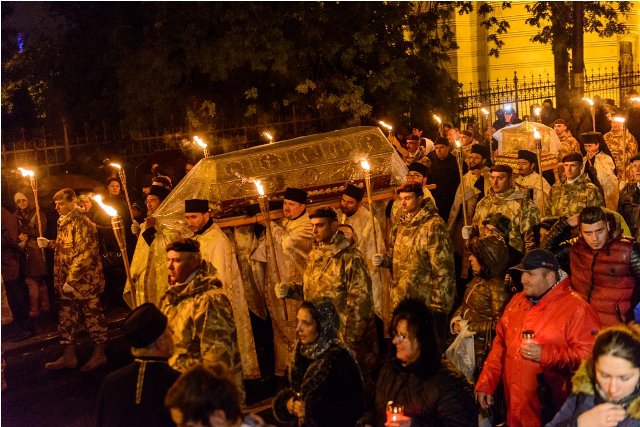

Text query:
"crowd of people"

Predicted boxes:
[[2, 93, 640, 426]]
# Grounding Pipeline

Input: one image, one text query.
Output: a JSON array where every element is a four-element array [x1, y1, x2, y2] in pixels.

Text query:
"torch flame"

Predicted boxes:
[[262, 132, 274, 142], [109, 162, 122, 169], [378, 121, 392, 131], [583, 97, 594, 106], [534, 107, 541, 116], [481, 108, 489, 116], [18, 167, 35, 177], [194, 136, 207, 149], [433, 114, 442, 125], [455, 140, 461, 148], [614, 116, 626, 124], [253, 179, 265, 196], [533, 128, 541, 140], [92, 195, 118, 217], [631, 97, 640, 103], [360, 159, 371, 171]]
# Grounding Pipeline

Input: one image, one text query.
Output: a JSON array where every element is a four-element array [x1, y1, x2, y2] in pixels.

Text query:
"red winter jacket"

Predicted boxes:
[[475, 276, 600, 427]]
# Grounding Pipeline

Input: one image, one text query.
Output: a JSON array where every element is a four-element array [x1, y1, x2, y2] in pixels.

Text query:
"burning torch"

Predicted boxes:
[[254, 179, 288, 320], [433, 114, 443, 137], [107, 162, 136, 229], [18, 167, 43, 238], [194, 136, 210, 158], [93, 195, 136, 307]]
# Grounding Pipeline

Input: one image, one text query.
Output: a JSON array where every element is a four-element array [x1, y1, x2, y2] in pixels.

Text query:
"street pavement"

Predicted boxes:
[[2, 305, 280, 426]]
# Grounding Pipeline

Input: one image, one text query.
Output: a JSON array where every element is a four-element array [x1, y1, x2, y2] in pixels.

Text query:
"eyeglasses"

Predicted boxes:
[[392, 333, 408, 343]]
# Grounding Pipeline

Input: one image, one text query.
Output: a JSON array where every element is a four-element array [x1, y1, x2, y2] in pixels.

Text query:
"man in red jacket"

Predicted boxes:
[[543, 205, 640, 327], [475, 249, 600, 427]]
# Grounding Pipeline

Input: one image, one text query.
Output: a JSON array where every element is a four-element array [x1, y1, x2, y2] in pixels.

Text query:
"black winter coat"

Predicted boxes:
[[375, 358, 477, 427], [273, 343, 364, 427]]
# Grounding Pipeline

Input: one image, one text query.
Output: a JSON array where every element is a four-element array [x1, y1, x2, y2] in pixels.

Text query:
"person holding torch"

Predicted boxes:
[[37, 188, 108, 372]]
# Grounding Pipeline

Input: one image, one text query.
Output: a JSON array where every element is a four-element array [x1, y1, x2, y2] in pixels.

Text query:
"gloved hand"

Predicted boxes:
[[131, 221, 141, 235], [37, 237, 50, 248], [275, 282, 290, 299], [372, 254, 384, 267], [62, 283, 74, 294], [461, 226, 473, 240]]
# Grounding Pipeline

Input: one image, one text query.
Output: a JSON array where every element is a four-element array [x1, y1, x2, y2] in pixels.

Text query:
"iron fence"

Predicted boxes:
[[457, 66, 640, 127]]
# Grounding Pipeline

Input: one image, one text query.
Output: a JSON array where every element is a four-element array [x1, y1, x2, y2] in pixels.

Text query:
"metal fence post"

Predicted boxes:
[[513, 71, 519, 117]]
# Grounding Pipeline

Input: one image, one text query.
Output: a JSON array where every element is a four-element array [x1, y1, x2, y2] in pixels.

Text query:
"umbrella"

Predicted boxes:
[[134, 149, 190, 191], [38, 173, 105, 195]]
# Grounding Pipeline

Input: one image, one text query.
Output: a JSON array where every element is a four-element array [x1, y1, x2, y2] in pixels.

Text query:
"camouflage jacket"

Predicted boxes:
[[514, 172, 551, 215], [619, 182, 640, 237], [473, 186, 540, 252], [402, 146, 431, 168], [290, 231, 373, 349], [383, 200, 456, 313], [604, 129, 638, 173], [51, 207, 104, 299], [557, 132, 581, 161], [160, 261, 243, 388], [546, 173, 604, 217]]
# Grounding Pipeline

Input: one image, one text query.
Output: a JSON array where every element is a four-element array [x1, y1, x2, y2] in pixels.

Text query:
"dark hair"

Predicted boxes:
[[490, 164, 513, 177], [166, 238, 201, 253], [106, 177, 121, 186], [309, 207, 338, 222], [579, 206, 607, 226], [389, 298, 441, 373], [53, 188, 77, 202], [562, 152, 583, 164], [152, 175, 173, 189], [396, 182, 424, 198], [165, 364, 241, 425], [591, 324, 640, 370]]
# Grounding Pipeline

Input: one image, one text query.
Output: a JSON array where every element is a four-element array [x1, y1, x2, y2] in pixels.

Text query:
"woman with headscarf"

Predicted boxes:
[[450, 234, 511, 379], [374, 297, 477, 426], [13, 191, 49, 319], [273, 297, 364, 427]]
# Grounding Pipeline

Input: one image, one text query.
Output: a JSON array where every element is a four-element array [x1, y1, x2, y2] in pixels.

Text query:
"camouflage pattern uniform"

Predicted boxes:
[[251, 211, 313, 375], [546, 173, 605, 217], [473, 186, 540, 253], [604, 129, 638, 177], [514, 172, 551, 215], [160, 261, 243, 389], [402, 146, 430, 169], [49, 207, 107, 345], [194, 220, 260, 379], [288, 231, 374, 362], [339, 205, 392, 323], [382, 200, 456, 314], [557, 131, 581, 161], [448, 168, 492, 229]]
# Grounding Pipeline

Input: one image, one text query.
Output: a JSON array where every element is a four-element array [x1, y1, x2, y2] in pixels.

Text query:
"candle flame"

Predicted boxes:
[[534, 107, 541, 116], [360, 159, 371, 171], [109, 162, 122, 169], [533, 128, 541, 140], [583, 97, 594, 106], [262, 131, 274, 142], [378, 120, 392, 131], [481, 108, 489, 116], [194, 136, 207, 149], [455, 140, 461, 148], [433, 114, 442, 124], [631, 97, 640, 103], [18, 167, 35, 177], [614, 116, 626, 124], [253, 179, 265, 196], [92, 195, 118, 217]]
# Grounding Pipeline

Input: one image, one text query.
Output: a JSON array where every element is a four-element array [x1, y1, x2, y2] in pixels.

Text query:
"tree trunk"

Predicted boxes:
[[551, 4, 571, 110], [571, 2, 585, 99]]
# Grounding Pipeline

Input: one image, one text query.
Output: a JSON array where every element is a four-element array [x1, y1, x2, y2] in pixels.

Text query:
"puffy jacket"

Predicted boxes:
[[473, 186, 540, 253], [384, 200, 456, 313], [475, 276, 601, 427], [544, 216, 640, 327], [546, 359, 640, 426]]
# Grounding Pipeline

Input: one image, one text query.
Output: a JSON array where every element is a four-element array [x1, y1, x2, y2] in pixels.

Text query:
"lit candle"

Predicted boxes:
[[107, 162, 136, 228], [433, 114, 443, 137]]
